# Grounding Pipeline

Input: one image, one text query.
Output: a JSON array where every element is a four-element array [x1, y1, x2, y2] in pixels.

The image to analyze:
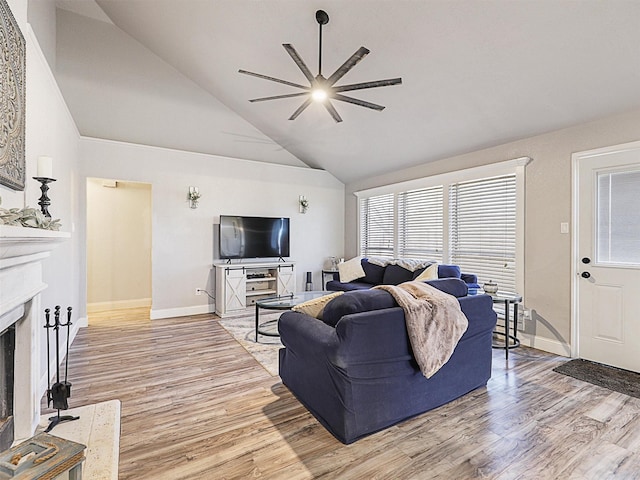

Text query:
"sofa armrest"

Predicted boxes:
[[278, 311, 339, 357], [461, 272, 480, 289], [461, 272, 477, 283], [424, 278, 468, 297]]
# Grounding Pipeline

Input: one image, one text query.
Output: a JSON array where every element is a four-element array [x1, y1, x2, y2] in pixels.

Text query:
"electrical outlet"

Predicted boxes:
[[195, 288, 202, 296], [522, 308, 532, 322]]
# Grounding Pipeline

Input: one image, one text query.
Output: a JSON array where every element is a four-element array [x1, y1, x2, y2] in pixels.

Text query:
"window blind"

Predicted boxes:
[[359, 193, 395, 258], [397, 186, 443, 261], [449, 175, 517, 292]]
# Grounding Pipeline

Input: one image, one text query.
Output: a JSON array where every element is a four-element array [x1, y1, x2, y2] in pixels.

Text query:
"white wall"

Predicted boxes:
[[26, 0, 56, 71], [55, 7, 306, 169], [345, 109, 640, 356], [80, 138, 345, 319], [1, 0, 83, 391], [86, 178, 152, 310]]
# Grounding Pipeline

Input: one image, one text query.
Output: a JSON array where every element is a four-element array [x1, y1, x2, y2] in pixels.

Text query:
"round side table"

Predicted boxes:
[[489, 291, 522, 359]]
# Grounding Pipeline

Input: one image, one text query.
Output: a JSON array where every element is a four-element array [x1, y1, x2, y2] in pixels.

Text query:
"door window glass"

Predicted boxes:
[[597, 169, 640, 265]]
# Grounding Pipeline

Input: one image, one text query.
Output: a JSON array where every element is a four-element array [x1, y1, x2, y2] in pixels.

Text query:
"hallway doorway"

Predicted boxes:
[[86, 178, 152, 322]]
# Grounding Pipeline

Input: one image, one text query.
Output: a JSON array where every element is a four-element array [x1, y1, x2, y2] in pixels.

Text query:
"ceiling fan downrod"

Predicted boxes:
[[316, 10, 329, 77]]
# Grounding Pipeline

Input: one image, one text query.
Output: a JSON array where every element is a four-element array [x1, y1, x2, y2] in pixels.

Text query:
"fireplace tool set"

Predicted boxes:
[[44, 306, 79, 432]]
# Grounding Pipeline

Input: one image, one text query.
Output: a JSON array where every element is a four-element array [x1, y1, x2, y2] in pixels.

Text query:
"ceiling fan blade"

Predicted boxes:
[[326, 46, 370, 86], [332, 93, 385, 111], [289, 98, 313, 120], [249, 92, 310, 103], [238, 69, 309, 89], [334, 77, 402, 93], [283, 44, 315, 83], [323, 100, 343, 123]]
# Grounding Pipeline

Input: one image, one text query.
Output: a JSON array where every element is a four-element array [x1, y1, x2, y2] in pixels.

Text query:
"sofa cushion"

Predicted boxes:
[[438, 264, 462, 279], [326, 280, 372, 292], [361, 259, 385, 285], [382, 264, 414, 285], [322, 289, 398, 327], [292, 291, 344, 319], [338, 257, 366, 283]]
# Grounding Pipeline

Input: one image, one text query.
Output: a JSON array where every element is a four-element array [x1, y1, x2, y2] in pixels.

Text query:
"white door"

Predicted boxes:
[[575, 142, 640, 372]]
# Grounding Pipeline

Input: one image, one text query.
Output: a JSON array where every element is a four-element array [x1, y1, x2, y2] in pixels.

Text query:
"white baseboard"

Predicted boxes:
[[518, 332, 571, 357], [87, 298, 151, 313], [150, 304, 214, 320]]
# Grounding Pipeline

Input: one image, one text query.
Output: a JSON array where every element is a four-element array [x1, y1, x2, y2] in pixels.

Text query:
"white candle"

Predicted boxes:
[[37, 156, 53, 178]]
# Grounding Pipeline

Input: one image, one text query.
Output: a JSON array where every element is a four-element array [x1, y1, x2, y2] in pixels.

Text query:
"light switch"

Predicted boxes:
[[560, 222, 569, 234]]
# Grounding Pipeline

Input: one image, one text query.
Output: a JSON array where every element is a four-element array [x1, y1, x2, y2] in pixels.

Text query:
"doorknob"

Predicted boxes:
[[581, 271, 591, 278], [581, 257, 591, 264]]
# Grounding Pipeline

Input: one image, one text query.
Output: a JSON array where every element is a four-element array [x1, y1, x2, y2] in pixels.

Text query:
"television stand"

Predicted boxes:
[[214, 261, 296, 317]]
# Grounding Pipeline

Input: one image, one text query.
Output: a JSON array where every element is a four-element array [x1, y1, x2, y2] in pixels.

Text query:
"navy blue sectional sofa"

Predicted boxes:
[[325, 258, 481, 291], [278, 278, 497, 444]]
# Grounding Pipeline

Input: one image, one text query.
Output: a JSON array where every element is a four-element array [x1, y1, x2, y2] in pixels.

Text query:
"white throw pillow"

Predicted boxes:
[[338, 257, 366, 283], [292, 291, 344, 319], [414, 263, 438, 281]]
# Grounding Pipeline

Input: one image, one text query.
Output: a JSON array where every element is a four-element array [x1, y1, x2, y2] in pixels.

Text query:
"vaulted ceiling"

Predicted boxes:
[[54, 1, 640, 184]]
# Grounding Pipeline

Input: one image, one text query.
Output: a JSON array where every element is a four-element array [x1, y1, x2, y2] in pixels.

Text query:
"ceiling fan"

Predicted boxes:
[[239, 10, 402, 123]]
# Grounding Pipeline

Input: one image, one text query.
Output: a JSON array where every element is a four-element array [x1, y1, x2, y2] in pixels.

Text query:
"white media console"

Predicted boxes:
[[214, 262, 296, 317]]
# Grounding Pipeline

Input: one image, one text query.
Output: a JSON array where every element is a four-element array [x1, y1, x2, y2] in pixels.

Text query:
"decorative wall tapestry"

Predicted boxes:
[[0, 0, 26, 190]]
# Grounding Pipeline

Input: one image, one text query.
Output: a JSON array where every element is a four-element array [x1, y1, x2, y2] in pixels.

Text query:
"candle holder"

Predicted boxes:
[[32, 177, 56, 218]]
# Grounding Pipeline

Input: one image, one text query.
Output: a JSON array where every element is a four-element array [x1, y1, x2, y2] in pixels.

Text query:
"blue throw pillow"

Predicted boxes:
[[322, 289, 398, 327], [382, 264, 414, 285], [361, 259, 386, 285]]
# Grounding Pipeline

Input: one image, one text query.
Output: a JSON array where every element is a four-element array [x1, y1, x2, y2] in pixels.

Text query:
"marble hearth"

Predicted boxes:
[[0, 225, 69, 448]]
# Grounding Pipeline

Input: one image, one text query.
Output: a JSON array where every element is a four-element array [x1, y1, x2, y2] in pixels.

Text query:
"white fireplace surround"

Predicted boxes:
[[0, 225, 70, 442]]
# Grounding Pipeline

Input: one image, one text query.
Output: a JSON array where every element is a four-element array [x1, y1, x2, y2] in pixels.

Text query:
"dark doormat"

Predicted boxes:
[[553, 359, 640, 398]]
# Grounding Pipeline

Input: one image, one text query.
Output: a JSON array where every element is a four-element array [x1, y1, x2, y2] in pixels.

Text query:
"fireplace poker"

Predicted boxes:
[[44, 308, 53, 407], [63, 307, 73, 398]]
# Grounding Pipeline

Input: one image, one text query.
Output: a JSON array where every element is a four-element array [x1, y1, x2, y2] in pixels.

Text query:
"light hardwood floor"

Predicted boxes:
[[49, 309, 640, 479]]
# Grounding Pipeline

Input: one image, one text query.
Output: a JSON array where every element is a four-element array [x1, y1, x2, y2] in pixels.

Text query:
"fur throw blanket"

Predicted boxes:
[[366, 257, 435, 272], [374, 281, 468, 378]]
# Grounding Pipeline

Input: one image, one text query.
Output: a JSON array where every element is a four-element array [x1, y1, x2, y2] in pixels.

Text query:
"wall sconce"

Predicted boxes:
[[188, 186, 201, 209], [299, 195, 309, 214]]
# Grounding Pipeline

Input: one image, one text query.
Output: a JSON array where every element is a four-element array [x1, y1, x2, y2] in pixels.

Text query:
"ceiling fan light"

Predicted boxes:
[[312, 88, 328, 102]]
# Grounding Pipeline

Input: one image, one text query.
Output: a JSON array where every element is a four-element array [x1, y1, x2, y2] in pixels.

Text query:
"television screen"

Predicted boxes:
[[219, 216, 290, 259]]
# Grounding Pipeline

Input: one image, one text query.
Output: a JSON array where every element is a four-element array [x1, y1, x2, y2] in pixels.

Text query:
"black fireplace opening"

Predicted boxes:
[[0, 325, 15, 451]]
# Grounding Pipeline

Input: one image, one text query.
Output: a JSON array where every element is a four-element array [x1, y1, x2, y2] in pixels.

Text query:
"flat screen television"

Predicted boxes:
[[219, 215, 290, 259]]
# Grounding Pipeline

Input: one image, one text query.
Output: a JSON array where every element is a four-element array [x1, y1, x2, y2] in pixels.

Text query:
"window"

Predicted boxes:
[[597, 169, 640, 265], [398, 186, 443, 261], [449, 175, 516, 292], [359, 193, 394, 257], [356, 157, 528, 293]]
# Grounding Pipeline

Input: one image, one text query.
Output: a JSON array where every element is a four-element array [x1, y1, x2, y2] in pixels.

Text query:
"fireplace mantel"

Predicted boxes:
[[0, 224, 70, 444], [0, 225, 70, 261]]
